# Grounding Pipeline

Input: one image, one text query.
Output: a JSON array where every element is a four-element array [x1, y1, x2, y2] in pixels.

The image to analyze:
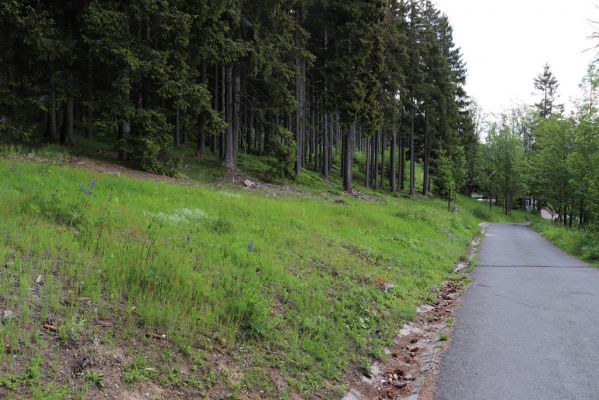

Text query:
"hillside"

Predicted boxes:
[[0, 150, 529, 399]]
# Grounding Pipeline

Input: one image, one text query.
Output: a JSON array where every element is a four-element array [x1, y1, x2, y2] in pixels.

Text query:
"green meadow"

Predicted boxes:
[[0, 153, 528, 399]]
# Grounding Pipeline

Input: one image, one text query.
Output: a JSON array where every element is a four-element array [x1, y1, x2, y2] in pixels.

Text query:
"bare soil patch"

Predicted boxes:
[[68, 156, 188, 185]]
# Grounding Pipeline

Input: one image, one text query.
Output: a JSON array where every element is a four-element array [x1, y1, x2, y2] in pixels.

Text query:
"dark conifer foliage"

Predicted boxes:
[[534, 63, 561, 118], [0, 0, 475, 194]]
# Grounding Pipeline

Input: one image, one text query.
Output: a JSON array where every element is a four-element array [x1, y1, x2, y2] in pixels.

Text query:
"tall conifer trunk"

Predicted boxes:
[[343, 124, 354, 193], [422, 119, 430, 196], [197, 63, 207, 158], [322, 112, 329, 177], [294, 8, 305, 177], [399, 132, 406, 191], [224, 66, 235, 169], [47, 93, 58, 143], [197, 111, 206, 158], [220, 65, 226, 162], [391, 130, 397, 192], [62, 97, 75, 147], [409, 111, 415, 196], [174, 107, 181, 146], [233, 69, 241, 164], [380, 130, 385, 188], [85, 57, 93, 139], [371, 132, 380, 188], [365, 136, 371, 187]]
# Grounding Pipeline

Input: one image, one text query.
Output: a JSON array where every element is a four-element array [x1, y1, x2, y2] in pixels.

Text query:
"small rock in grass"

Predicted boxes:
[[2, 310, 14, 322], [370, 363, 381, 376], [442, 294, 453, 301], [243, 180, 256, 188], [342, 390, 361, 400], [42, 324, 58, 332], [35, 275, 43, 284], [382, 283, 395, 292], [145, 332, 166, 340], [417, 305, 435, 313], [392, 380, 407, 389], [376, 278, 396, 293], [399, 324, 423, 337]]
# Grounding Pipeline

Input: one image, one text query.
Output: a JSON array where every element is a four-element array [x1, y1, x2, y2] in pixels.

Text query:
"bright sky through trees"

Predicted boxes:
[[435, 0, 598, 114]]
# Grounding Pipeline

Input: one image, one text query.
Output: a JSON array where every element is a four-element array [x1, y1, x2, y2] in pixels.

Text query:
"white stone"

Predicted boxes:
[[399, 323, 423, 336], [417, 304, 435, 314], [342, 390, 362, 400], [370, 362, 382, 376]]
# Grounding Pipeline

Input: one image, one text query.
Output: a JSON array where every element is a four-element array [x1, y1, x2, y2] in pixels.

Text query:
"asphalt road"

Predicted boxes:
[[434, 223, 599, 400]]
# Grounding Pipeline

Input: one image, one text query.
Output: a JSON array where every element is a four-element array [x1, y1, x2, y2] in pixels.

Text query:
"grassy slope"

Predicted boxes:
[[533, 221, 599, 267], [0, 149, 529, 399]]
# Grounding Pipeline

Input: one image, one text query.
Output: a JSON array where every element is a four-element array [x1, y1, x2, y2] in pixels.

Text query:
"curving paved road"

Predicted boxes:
[[434, 223, 599, 400]]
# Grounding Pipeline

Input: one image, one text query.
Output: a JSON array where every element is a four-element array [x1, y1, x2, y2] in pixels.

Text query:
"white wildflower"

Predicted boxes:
[[144, 208, 209, 225]]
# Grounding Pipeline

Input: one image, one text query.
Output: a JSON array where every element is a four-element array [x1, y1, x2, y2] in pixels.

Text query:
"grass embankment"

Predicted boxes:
[[533, 221, 599, 267], [0, 151, 528, 399]]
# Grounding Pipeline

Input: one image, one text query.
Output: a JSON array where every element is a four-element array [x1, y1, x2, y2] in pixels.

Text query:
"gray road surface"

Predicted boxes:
[[434, 223, 599, 400]]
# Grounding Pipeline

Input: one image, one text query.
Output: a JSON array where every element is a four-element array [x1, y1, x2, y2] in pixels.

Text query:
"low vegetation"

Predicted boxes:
[[533, 222, 599, 266], [0, 153, 527, 399]]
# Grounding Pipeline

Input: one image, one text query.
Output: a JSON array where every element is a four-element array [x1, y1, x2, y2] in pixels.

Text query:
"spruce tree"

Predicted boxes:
[[534, 63, 561, 118]]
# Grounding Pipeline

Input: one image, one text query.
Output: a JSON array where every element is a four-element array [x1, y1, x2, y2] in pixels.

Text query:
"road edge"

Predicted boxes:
[[343, 223, 489, 400]]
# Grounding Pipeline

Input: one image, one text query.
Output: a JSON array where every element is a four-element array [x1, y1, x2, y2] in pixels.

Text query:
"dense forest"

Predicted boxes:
[[0, 0, 476, 197], [3, 1, 599, 228]]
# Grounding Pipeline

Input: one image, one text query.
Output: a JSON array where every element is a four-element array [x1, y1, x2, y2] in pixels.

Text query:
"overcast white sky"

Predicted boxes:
[[434, 0, 599, 115]]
